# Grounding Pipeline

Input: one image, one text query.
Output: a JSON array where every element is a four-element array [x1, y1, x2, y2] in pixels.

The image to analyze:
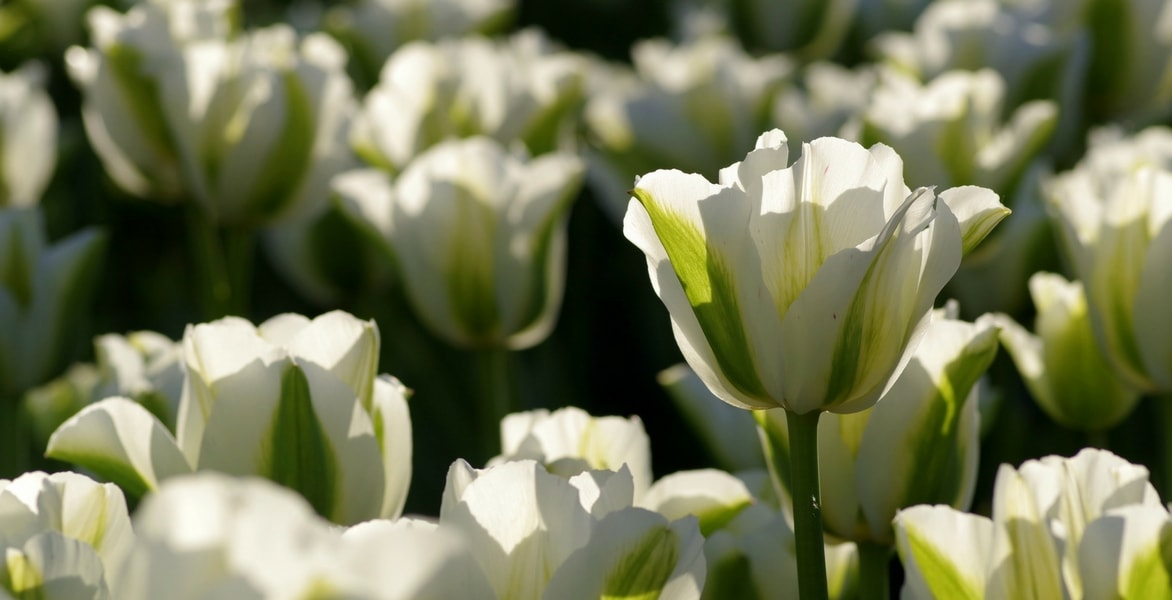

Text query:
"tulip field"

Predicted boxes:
[[4, 0, 1172, 597]]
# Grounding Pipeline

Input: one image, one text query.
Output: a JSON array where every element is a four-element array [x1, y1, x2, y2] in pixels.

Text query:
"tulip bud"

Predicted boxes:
[[337, 137, 584, 350], [0, 63, 56, 208], [994, 272, 1141, 431]]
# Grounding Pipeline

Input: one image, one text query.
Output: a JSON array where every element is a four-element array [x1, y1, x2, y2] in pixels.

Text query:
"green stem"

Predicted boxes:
[[1086, 429, 1109, 450], [186, 209, 255, 319], [787, 408, 829, 600], [0, 392, 29, 478], [475, 347, 515, 460], [858, 542, 892, 600]]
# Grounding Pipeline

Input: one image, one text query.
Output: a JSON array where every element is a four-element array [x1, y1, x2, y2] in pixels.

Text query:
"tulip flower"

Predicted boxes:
[[1045, 126, 1172, 392], [440, 459, 706, 600], [585, 36, 791, 219], [351, 30, 585, 174], [625, 127, 1006, 598], [894, 448, 1168, 599], [65, 0, 239, 203], [0, 64, 56, 208], [323, 0, 514, 84], [861, 68, 1056, 193], [668, 0, 857, 59], [491, 406, 653, 497], [994, 272, 1141, 432], [338, 137, 583, 351], [46, 310, 413, 526], [0, 208, 104, 476], [0, 471, 134, 595]]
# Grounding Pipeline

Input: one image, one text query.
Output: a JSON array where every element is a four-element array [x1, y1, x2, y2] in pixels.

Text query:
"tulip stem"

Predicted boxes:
[[0, 393, 29, 478], [187, 209, 255, 319], [858, 542, 892, 600], [476, 348, 515, 459], [787, 408, 829, 600]]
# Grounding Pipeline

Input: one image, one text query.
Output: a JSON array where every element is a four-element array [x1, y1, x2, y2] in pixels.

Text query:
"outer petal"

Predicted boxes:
[[657, 364, 764, 471], [46, 398, 192, 499], [1134, 168, 1172, 390], [370, 375, 412, 519], [281, 310, 380, 408], [439, 459, 594, 600], [2, 531, 110, 599], [625, 171, 775, 409], [894, 505, 997, 600], [637, 469, 753, 537], [1078, 505, 1172, 600]]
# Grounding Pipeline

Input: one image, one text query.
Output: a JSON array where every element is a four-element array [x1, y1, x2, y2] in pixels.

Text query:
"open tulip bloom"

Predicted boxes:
[[625, 128, 1007, 598]]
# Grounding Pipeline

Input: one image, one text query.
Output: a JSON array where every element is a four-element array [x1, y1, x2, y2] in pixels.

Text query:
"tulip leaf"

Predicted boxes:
[[265, 364, 338, 519], [631, 187, 768, 401], [601, 524, 679, 600]]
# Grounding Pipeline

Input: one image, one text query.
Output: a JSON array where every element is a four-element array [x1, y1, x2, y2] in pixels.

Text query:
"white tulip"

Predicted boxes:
[[337, 137, 583, 350], [624, 128, 1007, 414], [0, 64, 57, 208], [47, 311, 412, 525]]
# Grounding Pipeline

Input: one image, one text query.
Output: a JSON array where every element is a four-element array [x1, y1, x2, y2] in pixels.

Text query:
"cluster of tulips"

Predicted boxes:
[[3, 0, 1172, 597]]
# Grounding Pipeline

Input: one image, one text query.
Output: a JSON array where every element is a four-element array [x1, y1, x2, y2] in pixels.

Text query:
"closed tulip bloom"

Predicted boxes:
[[338, 137, 584, 350], [65, 0, 238, 202], [47, 311, 412, 525], [1046, 127, 1172, 392], [994, 272, 1141, 431], [625, 128, 1008, 415], [0, 64, 57, 208]]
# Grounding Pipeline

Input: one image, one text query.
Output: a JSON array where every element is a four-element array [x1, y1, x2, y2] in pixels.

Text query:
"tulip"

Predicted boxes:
[[0, 208, 104, 477], [625, 129, 1006, 415], [491, 406, 653, 498], [0, 63, 56, 208], [338, 137, 583, 351], [1045, 127, 1172, 393], [669, 0, 857, 59], [351, 30, 586, 174], [117, 473, 340, 600], [585, 36, 791, 219], [65, 0, 239, 203], [860, 68, 1056, 193], [894, 448, 1167, 599], [1083, 0, 1172, 123], [47, 310, 413, 525], [0, 471, 134, 595], [323, 0, 514, 84], [994, 272, 1141, 432], [440, 459, 706, 600], [625, 127, 1006, 598], [872, 0, 1089, 152]]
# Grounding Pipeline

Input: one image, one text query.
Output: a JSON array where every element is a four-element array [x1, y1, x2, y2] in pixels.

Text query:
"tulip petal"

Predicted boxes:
[[894, 505, 996, 600], [938, 186, 1010, 255], [1078, 505, 1172, 600], [46, 397, 192, 499], [2, 531, 110, 599], [628, 171, 771, 407], [370, 375, 412, 519], [1135, 169, 1172, 390], [283, 311, 380, 408], [638, 469, 752, 537]]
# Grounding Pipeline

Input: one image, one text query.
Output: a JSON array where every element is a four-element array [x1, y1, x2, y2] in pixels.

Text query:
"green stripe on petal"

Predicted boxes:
[[631, 187, 768, 400], [446, 186, 500, 344], [602, 523, 680, 600], [105, 43, 177, 165], [242, 71, 315, 222], [263, 364, 339, 519], [3, 549, 42, 599], [901, 523, 983, 600]]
